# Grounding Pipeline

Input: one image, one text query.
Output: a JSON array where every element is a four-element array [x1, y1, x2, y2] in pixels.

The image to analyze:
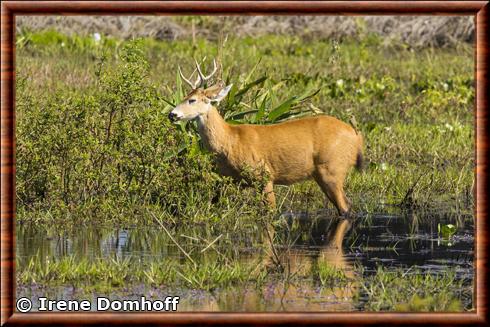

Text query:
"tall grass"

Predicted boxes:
[[358, 266, 471, 311], [17, 253, 472, 311], [16, 30, 474, 226]]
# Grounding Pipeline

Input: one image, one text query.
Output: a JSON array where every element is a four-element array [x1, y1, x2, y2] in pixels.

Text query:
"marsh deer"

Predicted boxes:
[[169, 59, 364, 215]]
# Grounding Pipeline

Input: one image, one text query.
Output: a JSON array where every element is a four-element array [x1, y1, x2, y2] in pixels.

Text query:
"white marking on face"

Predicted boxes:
[[169, 96, 212, 122]]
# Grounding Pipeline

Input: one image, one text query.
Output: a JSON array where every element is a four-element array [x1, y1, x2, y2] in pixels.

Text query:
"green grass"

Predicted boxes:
[[15, 30, 474, 227], [316, 262, 348, 287], [17, 255, 252, 293], [358, 266, 472, 311], [14, 29, 474, 312], [16, 252, 472, 311]]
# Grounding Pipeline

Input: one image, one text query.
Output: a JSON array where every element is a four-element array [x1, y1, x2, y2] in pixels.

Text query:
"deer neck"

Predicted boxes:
[[197, 106, 232, 155]]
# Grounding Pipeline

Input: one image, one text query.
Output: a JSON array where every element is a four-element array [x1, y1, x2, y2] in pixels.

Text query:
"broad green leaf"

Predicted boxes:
[[243, 57, 262, 85], [268, 96, 297, 122], [255, 95, 269, 123], [234, 76, 267, 99], [161, 97, 175, 108], [438, 223, 457, 238], [228, 109, 259, 121], [296, 86, 321, 102], [226, 83, 239, 108], [276, 111, 313, 123], [226, 119, 243, 125]]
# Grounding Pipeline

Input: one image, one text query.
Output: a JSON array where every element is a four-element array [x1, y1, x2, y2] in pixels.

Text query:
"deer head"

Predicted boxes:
[[168, 59, 232, 122]]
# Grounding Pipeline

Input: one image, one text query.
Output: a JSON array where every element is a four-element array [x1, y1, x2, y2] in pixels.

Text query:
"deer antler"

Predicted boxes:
[[178, 57, 218, 89], [178, 66, 199, 89], [195, 59, 218, 88]]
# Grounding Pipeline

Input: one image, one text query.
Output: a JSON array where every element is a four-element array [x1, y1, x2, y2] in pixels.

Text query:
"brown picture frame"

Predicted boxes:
[[1, 1, 488, 325]]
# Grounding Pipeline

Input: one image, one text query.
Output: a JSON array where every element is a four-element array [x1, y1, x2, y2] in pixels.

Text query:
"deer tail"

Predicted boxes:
[[349, 115, 364, 172], [355, 133, 364, 172]]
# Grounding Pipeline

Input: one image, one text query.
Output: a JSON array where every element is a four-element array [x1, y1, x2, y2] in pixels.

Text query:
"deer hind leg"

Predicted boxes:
[[314, 167, 350, 216]]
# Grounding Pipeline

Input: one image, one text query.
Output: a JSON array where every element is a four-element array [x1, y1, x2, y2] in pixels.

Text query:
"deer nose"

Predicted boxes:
[[168, 111, 178, 122]]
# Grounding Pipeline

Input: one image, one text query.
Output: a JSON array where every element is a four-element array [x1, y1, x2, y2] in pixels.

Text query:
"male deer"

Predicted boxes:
[[168, 59, 364, 216]]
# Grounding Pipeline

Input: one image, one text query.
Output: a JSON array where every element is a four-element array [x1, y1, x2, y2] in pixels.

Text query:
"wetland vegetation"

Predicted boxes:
[[15, 21, 474, 311]]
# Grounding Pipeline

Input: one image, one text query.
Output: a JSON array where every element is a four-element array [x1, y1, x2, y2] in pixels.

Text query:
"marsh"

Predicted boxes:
[[15, 16, 474, 311]]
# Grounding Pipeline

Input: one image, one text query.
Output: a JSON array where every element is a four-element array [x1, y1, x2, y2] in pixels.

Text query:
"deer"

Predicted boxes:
[[168, 59, 364, 216]]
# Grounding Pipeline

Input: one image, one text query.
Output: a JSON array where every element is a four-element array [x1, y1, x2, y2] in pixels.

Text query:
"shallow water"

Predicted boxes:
[[16, 207, 474, 311]]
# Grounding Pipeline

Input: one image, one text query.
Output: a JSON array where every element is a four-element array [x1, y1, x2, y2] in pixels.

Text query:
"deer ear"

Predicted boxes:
[[209, 84, 233, 103]]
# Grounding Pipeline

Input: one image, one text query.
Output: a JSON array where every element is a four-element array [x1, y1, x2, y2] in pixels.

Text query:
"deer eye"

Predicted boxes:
[[188, 99, 196, 104]]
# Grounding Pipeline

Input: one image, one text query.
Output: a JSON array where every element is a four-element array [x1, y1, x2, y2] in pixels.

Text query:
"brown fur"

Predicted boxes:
[[172, 87, 364, 215]]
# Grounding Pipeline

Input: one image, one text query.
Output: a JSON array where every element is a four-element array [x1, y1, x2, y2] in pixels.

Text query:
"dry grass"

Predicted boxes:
[[16, 16, 474, 48]]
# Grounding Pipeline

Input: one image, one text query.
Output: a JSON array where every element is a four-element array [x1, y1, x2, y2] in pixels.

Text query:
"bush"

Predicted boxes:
[[17, 41, 259, 224]]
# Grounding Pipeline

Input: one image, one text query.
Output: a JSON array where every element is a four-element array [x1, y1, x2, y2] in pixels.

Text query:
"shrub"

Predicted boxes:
[[16, 41, 253, 224]]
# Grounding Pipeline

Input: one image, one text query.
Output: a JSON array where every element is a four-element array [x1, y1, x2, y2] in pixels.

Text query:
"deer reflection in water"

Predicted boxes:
[[180, 216, 356, 312], [257, 216, 355, 311]]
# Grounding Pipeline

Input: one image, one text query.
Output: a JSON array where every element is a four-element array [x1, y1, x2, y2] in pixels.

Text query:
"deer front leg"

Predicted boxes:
[[264, 181, 276, 209]]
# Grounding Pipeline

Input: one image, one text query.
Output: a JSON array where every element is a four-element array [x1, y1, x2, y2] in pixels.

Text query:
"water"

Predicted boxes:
[[16, 207, 474, 311]]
